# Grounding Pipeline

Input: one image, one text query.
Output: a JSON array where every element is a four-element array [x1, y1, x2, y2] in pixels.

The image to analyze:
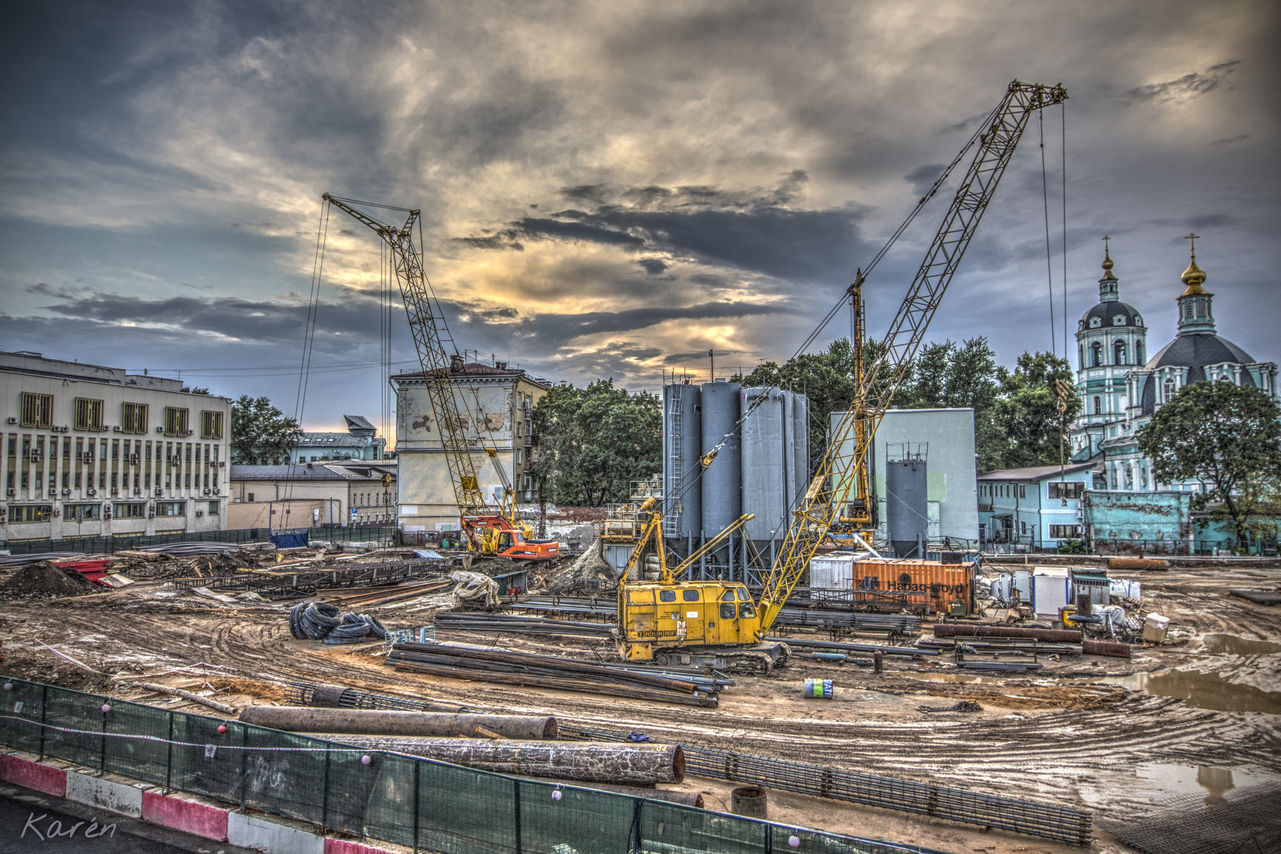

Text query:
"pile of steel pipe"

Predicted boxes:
[[285, 681, 461, 713], [434, 610, 614, 637], [920, 638, 1082, 655], [306, 734, 685, 784], [388, 642, 720, 708], [956, 660, 1043, 672], [1081, 639, 1131, 658], [240, 706, 558, 739], [932, 623, 1082, 643], [763, 636, 936, 658]]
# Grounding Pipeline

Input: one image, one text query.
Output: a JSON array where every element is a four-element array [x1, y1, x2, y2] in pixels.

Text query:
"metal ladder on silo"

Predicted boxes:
[[665, 387, 682, 538]]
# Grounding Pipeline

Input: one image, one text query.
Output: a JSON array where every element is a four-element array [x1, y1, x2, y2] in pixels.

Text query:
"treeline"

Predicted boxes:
[[531, 338, 1080, 506]]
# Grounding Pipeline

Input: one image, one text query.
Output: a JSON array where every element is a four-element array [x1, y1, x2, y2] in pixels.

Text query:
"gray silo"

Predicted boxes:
[[662, 383, 702, 541], [741, 387, 787, 542], [886, 445, 928, 558], [700, 381, 742, 542], [790, 391, 810, 500]]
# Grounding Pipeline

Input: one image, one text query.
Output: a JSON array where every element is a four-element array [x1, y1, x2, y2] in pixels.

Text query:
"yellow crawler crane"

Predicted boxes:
[[616, 81, 1068, 672]]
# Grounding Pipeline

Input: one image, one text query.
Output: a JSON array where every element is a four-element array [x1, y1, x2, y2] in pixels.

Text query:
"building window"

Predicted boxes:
[[1090, 342, 1102, 366], [65, 503, 101, 522], [201, 410, 224, 439], [1093, 396, 1101, 415], [247, 492, 255, 502], [113, 502, 146, 519], [1050, 524, 1082, 539], [156, 500, 186, 517], [208, 501, 220, 515], [164, 407, 190, 437], [1048, 481, 1084, 500], [1162, 378, 1176, 402], [1136, 341, 1145, 364], [20, 392, 54, 428], [73, 397, 105, 431], [122, 402, 148, 434], [10, 504, 54, 523], [1019, 485, 1026, 499], [1114, 341, 1127, 365]]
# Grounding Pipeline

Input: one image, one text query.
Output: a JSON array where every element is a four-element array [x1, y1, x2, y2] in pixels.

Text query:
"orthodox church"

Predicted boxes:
[[1070, 237, 1278, 492]]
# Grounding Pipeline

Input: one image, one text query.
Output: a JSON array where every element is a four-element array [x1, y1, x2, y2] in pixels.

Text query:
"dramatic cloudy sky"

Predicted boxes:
[[2, 1, 1278, 440]]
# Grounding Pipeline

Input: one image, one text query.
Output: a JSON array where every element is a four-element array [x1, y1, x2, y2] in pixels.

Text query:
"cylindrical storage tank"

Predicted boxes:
[[731, 785, 768, 819], [741, 387, 787, 542], [790, 391, 810, 500], [700, 381, 742, 545], [886, 457, 928, 558], [663, 384, 703, 541]]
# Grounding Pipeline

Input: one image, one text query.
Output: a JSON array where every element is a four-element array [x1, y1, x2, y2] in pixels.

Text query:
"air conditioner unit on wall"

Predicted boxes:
[[87, 489, 96, 496], [6, 417, 16, 424], [156, 426, 164, 433], [112, 426, 121, 432]]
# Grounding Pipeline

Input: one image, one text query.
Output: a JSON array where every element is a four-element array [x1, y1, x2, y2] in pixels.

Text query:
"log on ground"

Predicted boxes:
[[239, 706, 558, 739], [304, 734, 685, 784]]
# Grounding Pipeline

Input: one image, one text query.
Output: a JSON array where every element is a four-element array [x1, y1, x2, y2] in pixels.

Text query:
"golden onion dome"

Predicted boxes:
[[1181, 255, 1207, 295]]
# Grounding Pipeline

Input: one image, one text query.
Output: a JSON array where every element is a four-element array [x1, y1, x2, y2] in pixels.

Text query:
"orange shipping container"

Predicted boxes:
[[847, 559, 972, 615]]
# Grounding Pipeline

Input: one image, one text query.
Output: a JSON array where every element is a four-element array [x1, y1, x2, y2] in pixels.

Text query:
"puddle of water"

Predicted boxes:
[[1110, 669, 1281, 713], [1136, 762, 1280, 806], [1201, 633, 1281, 656]]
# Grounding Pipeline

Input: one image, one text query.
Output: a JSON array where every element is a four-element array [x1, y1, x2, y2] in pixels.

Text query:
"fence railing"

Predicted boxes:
[[0, 677, 935, 854]]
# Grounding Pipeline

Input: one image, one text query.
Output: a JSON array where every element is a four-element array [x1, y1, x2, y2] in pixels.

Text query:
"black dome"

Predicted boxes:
[[1138, 333, 1257, 414], [1079, 300, 1143, 329]]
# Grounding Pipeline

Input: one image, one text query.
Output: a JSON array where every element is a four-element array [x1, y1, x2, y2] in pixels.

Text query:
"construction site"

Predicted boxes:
[[2, 80, 1280, 854]]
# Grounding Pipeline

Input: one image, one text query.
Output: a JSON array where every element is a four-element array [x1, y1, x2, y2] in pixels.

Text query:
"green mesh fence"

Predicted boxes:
[[0, 676, 942, 854]]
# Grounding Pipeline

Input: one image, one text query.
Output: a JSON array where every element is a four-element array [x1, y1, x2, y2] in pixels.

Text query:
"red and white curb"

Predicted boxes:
[[1, 751, 403, 853]]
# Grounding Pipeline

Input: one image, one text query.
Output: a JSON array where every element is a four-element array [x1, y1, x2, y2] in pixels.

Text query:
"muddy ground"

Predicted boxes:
[[1, 559, 1278, 854]]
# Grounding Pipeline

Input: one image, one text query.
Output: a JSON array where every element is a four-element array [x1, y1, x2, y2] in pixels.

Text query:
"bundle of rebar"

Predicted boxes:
[[762, 636, 935, 658], [387, 641, 720, 707], [319, 578, 451, 608], [920, 638, 1083, 655]]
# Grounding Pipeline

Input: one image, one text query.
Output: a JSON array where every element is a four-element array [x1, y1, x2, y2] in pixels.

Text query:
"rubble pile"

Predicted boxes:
[[537, 538, 617, 595], [0, 561, 98, 599]]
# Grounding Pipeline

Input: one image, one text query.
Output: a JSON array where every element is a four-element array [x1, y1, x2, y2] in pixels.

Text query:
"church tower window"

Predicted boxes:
[[1093, 396, 1101, 415], [1091, 342, 1102, 367], [1162, 377, 1176, 402], [1114, 341, 1127, 365]]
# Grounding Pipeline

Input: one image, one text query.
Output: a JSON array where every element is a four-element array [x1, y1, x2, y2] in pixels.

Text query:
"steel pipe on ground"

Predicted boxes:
[[543, 780, 704, 808], [304, 735, 685, 784], [239, 706, 557, 739], [932, 624, 1082, 643]]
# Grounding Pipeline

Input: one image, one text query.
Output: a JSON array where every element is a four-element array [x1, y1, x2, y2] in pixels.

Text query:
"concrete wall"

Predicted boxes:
[[395, 372, 545, 531], [1083, 491, 1193, 552], [830, 408, 979, 545]]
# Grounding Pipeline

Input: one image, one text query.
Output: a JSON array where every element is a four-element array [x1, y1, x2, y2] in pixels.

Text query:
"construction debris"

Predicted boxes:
[[135, 681, 238, 715], [0, 561, 99, 599], [239, 706, 558, 739]]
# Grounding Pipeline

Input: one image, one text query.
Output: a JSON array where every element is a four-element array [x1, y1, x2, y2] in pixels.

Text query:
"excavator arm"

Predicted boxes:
[[756, 80, 1067, 632]]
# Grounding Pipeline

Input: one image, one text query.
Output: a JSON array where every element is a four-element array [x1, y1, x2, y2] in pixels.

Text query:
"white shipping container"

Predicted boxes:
[[809, 553, 859, 600], [1013, 570, 1032, 603]]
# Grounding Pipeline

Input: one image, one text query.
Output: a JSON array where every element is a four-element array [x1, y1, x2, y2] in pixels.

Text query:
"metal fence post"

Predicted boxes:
[[165, 712, 174, 792], [100, 700, 108, 771], [239, 726, 249, 808], [38, 683, 47, 760], [513, 779, 522, 854], [321, 749, 331, 831], [630, 798, 643, 853], [412, 761, 420, 854]]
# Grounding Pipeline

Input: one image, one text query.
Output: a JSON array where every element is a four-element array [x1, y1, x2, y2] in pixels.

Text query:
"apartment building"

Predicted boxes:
[[0, 351, 232, 545]]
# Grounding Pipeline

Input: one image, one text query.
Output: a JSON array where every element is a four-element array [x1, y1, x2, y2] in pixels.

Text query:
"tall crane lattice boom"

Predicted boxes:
[[757, 80, 1068, 630], [321, 193, 489, 518]]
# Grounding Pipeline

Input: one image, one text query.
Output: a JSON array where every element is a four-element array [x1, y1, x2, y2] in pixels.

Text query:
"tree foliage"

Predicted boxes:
[[1136, 381, 1281, 550], [531, 380, 661, 506], [230, 395, 303, 464], [990, 351, 1081, 470]]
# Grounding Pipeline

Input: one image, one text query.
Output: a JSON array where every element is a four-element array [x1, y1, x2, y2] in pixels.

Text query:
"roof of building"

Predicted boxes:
[[344, 415, 376, 433], [392, 360, 551, 388], [231, 461, 396, 482], [1081, 300, 1143, 328], [1138, 332, 1258, 414], [978, 461, 1096, 481], [297, 432, 379, 446]]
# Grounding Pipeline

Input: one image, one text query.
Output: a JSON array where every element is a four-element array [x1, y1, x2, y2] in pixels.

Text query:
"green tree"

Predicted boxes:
[[230, 395, 303, 464], [531, 380, 661, 506], [989, 351, 1081, 470], [1136, 381, 1281, 551]]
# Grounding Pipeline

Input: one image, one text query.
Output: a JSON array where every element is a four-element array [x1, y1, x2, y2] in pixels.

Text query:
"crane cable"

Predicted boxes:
[[662, 94, 1007, 526]]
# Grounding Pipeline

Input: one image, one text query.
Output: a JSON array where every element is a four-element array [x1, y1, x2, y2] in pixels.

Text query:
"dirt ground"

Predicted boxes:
[[1, 559, 1278, 854]]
